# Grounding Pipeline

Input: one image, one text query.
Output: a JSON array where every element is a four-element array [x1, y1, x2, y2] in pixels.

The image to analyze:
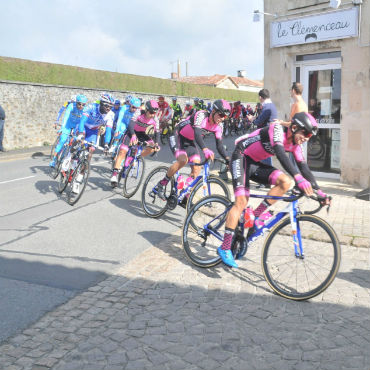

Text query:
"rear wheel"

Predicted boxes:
[[122, 157, 145, 198], [141, 166, 172, 218]]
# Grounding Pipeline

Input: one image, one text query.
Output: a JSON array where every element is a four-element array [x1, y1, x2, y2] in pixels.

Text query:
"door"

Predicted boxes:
[[302, 63, 341, 177]]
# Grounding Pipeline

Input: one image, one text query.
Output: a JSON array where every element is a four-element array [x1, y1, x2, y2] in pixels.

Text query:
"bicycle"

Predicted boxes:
[[113, 141, 153, 199], [49, 133, 74, 180], [159, 119, 172, 145], [182, 190, 340, 301], [58, 139, 97, 206], [50, 124, 62, 159], [141, 159, 231, 218]]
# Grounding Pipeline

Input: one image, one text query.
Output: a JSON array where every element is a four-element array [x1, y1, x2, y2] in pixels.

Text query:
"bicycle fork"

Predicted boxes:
[[289, 201, 304, 259]]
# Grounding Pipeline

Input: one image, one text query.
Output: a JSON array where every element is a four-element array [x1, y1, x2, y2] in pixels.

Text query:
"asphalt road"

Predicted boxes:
[[0, 135, 235, 343]]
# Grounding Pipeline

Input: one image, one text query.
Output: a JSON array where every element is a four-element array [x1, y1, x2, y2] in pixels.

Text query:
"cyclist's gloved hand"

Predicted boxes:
[[294, 174, 313, 196], [225, 157, 230, 166], [317, 189, 331, 205], [203, 148, 214, 161], [154, 143, 161, 151], [130, 135, 138, 145]]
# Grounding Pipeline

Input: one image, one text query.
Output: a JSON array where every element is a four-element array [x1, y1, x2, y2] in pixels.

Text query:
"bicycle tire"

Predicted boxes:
[[53, 144, 70, 180], [182, 195, 232, 268], [186, 175, 231, 213], [67, 159, 90, 206], [122, 156, 145, 199], [261, 214, 341, 301], [50, 135, 60, 159], [58, 169, 70, 193], [141, 166, 172, 218]]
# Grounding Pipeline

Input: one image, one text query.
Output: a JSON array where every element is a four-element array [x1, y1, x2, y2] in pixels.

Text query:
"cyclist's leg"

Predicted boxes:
[[250, 164, 291, 225], [218, 147, 250, 268], [50, 128, 70, 166], [111, 135, 129, 185]]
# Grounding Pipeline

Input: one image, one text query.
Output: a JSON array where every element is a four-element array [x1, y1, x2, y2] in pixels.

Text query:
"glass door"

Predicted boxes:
[[302, 63, 341, 177]]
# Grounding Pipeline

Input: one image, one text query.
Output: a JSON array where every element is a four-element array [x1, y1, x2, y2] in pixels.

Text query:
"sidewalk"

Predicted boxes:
[[1, 147, 369, 370]]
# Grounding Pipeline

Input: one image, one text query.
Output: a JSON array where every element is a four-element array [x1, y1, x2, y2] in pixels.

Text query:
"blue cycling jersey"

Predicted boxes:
[[116, 108, 140, 135], [116, 104, 130, 129], [62, 103, 85, 130], [78, 103, 115, 133]]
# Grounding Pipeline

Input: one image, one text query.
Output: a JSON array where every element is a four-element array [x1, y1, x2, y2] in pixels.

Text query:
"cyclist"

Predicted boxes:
[[77, 93, 115, 163], [103, 99, 122, 153], [218, 112, 330, 268], [54, 95, 76, 128], [193, 97, 202, 112], [155, 99, 231, 200], [110, 100, 160, 187], [182, 101, 193, 119], [170, 97, 183, 129], [157, 96, 172, 135], [49, 94, 88, 167]]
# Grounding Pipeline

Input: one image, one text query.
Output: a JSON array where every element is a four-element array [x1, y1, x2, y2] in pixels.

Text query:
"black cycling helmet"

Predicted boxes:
[[212, 99, 231, 117], [145, 100, 159, 113], [291, 112, 318, 135]]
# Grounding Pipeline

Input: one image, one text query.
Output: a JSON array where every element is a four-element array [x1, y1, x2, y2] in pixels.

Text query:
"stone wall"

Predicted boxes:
[[0, 80, 253, 150]]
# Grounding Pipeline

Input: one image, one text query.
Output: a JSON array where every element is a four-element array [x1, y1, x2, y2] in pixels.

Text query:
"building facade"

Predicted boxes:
[[263, 0, 369, 187]]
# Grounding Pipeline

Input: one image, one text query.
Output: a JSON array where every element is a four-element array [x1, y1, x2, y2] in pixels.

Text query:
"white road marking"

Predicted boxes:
[[0, 175, 36, 185]]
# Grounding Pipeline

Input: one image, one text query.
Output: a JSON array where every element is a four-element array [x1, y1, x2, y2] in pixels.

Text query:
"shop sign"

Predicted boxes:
[[270, 7, 358, 48]]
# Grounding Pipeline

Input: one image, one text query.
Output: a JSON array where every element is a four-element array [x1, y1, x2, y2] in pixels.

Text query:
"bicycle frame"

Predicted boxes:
[[202, 193, 305, 257], [175, 161, 211, 204], [121, 144, 144, 179]]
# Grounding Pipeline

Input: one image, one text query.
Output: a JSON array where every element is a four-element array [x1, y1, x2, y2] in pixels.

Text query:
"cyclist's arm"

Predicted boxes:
[[274, 144, 300, 178], [78, 112, 88, 135], [55, 103, 67, 123], [296, 161, 319, 189], [215, 138, 228, 160], [254, 108, 271, 128], [61, 103, 73, 129], [194, 127, 206, 150]]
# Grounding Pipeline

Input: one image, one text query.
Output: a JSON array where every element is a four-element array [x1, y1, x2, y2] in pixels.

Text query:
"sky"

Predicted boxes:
[[0, 0, 265, 81]]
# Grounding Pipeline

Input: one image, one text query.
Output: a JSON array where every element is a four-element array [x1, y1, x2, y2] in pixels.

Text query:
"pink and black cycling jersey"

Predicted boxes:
[[128, 113, 159, 142], [234, 122, 318, 189], [237, 123, 305, 163], [175, 110, 227, 159]]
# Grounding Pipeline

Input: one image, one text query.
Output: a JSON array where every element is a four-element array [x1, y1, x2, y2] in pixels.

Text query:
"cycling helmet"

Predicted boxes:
[[194, 97, 199, 102], [200, 99, 204, 104], [291, 112, 318, 135], [114, 99, 121, 105], [185, 101, 191, 106], [212, 99, 231, 117], [100, 93, 115, 106], [145, 100, 159, 113], [125, 95, 133, 102], [130, 97, 141, 108], [158, 96, 165, 101], [172, 97, 177, 101], [76, 94, 88, 104], [70, 95, 77, 102]]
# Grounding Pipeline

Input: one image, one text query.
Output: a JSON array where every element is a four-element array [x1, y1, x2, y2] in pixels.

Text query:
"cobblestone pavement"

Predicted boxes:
[[1, 148, 369, 370]]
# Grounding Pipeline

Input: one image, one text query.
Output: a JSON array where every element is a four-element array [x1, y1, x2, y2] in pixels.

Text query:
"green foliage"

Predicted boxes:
[[0, 56, 258, 102]]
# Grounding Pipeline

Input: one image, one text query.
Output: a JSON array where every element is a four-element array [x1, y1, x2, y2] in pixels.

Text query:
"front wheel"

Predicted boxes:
[[262, 214, 341, 301], [182, 195, 232, 268], [122, 157, 145, 198], [186, 175, 231, 213], [141, 166, 172, 218], [66, 159, 90, 206]]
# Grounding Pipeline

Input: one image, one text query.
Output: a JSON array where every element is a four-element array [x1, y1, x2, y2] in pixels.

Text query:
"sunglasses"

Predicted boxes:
[[148, 109, 158, 114], [77, 102, 86, 107], [101, 103, 112, 109], [215, 111, 228, 118], [130, 106, 138, 110]]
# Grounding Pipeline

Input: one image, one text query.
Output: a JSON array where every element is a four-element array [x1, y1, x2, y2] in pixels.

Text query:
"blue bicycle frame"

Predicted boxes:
[[203, 193, 304, 258]]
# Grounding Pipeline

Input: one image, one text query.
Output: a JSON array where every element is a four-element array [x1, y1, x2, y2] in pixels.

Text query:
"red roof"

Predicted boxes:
[[174, 74, 262, 88]]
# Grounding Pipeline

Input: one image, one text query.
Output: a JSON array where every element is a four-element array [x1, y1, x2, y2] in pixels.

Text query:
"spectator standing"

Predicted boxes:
[[247, 89, 278, 167], [0, 104, 5, 152]]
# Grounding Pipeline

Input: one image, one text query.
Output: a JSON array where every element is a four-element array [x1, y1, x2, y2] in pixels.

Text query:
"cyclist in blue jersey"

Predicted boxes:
[[114, 97, 142, 138], [49, 94, 88, 167], [54, 95, 77, 128], [77, 93, 115, 161]]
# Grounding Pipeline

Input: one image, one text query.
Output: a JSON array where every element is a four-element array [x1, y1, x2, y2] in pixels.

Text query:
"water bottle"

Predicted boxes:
[[177, 175, 185, 190], [244, 206, 255, 229]]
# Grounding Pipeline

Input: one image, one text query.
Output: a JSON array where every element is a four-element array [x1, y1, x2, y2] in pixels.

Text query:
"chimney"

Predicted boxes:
[[171, 72, 178, 79], [237, 70, 246, 77], [177, 59, 181, 78]]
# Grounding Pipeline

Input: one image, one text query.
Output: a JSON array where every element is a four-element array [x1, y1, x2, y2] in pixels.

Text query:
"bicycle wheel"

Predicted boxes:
[[262, 214, 341, 301], [182, 195, 232, 268], [122, 156, 145, 199], [52, 144, 71, 180], [50, 135, 60, 159], [58, 169, 70, 193], [141, 166, 172, 218], [66, 159, 90, 206], [186, 175, 231, 213]]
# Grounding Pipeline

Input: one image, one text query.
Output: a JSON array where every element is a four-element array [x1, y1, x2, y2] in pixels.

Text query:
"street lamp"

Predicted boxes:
[[253, 10, 278, 22]]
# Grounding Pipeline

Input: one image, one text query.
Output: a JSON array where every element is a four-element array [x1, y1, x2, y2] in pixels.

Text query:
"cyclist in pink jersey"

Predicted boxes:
[[218, 112, 331, 268], [155, 99, 231, 200], [110, 100, 160, 186]]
